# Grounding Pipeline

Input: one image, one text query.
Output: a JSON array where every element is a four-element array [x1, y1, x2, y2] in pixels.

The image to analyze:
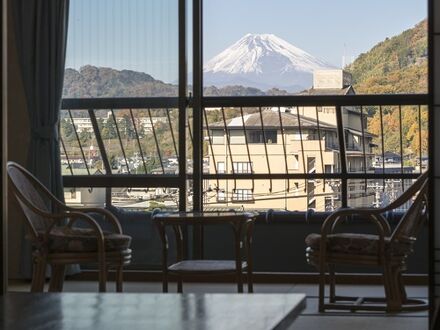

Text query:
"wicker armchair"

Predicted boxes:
[[7, 161, 132, 292], [305, 171, 428, 312]]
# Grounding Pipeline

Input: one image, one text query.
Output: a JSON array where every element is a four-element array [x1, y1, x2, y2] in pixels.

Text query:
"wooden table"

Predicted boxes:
[[152, 211, 258, 293], [1, 293, 306, 330]]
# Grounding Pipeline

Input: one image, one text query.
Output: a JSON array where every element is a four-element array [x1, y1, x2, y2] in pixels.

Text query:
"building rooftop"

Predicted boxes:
[[209, 109, 375, 138], [210, 110, 336, 130], [297, 86, 354, 96]]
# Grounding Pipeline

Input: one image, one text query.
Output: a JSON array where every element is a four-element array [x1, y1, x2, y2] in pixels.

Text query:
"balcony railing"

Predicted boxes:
[[60, 94, 428, 212]]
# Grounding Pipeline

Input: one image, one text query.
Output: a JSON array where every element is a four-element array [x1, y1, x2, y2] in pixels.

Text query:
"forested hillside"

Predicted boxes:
[[62, 65, 281, 98], [346, 19, 427, 94], [346, 19, 428, 159]]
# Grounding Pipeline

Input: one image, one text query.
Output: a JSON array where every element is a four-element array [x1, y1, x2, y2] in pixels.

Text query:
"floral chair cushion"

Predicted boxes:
[[305, 233, 412, 256], [41, 227, 132, 253]]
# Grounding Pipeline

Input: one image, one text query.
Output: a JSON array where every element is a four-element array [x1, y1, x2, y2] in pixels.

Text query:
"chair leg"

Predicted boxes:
[[31, 256, 47, 292], [245, 225, 254, 294], [177, 276, 183, 293], [237, 274, 244, 293], [328, 264, 336, 303], [98, 260, 107, 292], [383, 265, 393, 310], [318, 263, 326, 312], [234, 228, 244, 294], [383, 265, 402, 312], [49, 265, 66, 292], [397, 270, 408, 303], [162, 270, 168, 293], [116, 266, 123, 293], [247, 268, 254, 293], [391, 266, 404, 311]]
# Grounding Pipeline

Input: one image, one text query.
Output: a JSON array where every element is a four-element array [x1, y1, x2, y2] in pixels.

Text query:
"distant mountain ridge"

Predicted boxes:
[[63, 65, 178, 98], [204, 33, 332, 92], [63, 65, 284, 98]]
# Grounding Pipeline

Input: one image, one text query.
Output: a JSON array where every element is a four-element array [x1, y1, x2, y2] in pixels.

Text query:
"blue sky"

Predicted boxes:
[[66, 0, 427, 83]]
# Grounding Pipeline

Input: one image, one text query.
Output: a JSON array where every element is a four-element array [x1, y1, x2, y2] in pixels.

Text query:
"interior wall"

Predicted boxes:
[[6, 0, 30, 279]]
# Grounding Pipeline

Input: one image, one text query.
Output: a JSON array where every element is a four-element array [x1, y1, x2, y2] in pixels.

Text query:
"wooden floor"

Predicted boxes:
[[8, 280, 429, 330]]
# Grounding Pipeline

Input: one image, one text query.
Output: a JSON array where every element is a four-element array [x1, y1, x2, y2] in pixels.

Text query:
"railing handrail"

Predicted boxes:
[[61, 94, 428, 110], [202, 94, 428, 107], [62, 97, 180, 110], [62, 172, 421, 188]]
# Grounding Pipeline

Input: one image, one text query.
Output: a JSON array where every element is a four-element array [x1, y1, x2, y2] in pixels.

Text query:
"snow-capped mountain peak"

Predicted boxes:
[[204, 34, 333, 92]]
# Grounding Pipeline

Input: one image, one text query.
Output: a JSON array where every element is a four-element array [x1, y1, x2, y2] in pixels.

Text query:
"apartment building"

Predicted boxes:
[[205, 70, 376, 211], [67, 112, 167, 134]]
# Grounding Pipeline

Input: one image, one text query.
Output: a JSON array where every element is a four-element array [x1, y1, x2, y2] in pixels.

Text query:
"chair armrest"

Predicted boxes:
[[66, 207, 123, 234], [42, 212, 106, 248], [321, 207, 392, 237], [319, 208, 389, 265]]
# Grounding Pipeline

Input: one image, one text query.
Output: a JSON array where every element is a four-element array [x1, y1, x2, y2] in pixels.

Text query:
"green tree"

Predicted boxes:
[[119, 114, 136, 140], [79, 130, 92, 144], [101, 118, 117, 139], [60, 119, 75, 141]]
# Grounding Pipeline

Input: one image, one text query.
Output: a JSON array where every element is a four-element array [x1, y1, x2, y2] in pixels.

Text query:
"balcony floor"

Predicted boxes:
[[8, 281, 428, 330]]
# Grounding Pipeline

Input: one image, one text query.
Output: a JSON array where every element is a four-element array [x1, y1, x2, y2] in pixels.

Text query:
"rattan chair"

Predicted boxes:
[[7, 161, 132, 292], [305, 171, 428, 312]]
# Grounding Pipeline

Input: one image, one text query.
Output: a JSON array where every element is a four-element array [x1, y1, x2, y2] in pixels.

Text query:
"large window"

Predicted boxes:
[[247, 130, 277, 144], [61, 0, 428, 213]]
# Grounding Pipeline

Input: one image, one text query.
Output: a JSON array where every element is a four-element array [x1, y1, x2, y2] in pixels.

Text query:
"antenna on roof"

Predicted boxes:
[[342, 43, 347, 68]]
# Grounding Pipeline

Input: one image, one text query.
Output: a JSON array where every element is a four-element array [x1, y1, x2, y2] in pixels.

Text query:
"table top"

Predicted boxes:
[[153, 211, 258, 224], [1, 293, 306, 330]]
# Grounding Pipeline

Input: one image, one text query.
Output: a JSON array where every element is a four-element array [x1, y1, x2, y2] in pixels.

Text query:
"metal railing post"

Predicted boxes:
[[335, 105, 348, 207]]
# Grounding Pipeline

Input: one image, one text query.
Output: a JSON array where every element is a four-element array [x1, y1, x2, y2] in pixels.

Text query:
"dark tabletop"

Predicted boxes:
[[1, 292, 306, 330]]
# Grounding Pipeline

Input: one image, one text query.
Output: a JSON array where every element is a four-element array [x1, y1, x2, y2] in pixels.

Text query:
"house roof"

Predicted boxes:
[[209, 109, 376, 138], [296, 85, 366, 115], [346, 128, 376, 138], [297, 86, 354, 96], [209, 110, 336, 130], [383, 151, 402, 158]]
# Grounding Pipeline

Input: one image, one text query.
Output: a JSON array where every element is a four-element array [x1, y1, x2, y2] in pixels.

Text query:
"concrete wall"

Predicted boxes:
[[313, 70, 352, 89]]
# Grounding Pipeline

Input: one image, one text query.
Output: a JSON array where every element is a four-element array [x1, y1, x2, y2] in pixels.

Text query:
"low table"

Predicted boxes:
[[152, 211, 258, 293], [1, 293, 306, 330]]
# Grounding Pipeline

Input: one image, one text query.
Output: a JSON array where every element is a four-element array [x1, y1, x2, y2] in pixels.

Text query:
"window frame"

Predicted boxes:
[[61, 0, 428, 213]]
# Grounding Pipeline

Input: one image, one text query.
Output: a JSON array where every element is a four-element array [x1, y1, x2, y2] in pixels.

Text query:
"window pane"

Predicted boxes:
[[64, 0, 178, 98], [111, 187, 179, 210], [347, 105, 429, 174], [204, 1, 427, 95], [60, 108, 181, 175], [60, 110, 105, 176], [347, 179, 418, 211], [65, 186, 180, 211]]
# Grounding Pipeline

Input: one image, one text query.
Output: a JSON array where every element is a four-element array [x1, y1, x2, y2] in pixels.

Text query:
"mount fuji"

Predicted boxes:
[[204, 34, 334, 92]]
